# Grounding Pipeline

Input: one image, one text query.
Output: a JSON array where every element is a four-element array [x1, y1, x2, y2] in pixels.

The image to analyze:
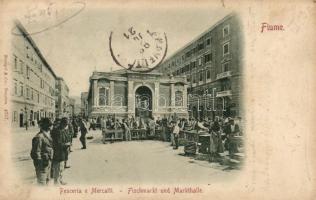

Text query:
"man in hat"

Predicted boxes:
[[169, 121, 175, 146], [223, 118, 240, 157], [51, 117, 71, 185], [148, 117, 156, 137], [30, 118, 54, 185], [79, 118, 88, 149], [72, 117, 79, 138], [122, 119, 131, 141], [65, 118, 74, 168], [172, 120, 180, 149]]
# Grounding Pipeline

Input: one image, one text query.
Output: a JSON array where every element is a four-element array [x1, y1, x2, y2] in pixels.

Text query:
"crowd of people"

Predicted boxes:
[[30, 114, 242, 185], [93, 115, 242, 161], [30, 117, 88, 186]]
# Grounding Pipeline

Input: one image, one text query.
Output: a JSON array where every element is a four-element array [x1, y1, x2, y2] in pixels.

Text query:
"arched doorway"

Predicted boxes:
[[135, 86, 152, 119]]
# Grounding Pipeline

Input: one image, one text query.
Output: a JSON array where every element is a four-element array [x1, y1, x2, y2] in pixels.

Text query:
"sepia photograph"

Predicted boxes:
[[10, 3, 244, 186], [1, 0, 316, 200]]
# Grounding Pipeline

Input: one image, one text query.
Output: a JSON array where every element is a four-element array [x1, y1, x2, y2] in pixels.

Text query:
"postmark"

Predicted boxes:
[[109, 26, 168, 72]]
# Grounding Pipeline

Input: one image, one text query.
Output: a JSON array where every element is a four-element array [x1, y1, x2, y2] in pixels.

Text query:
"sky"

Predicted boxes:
[[18, 2, 230, 97]]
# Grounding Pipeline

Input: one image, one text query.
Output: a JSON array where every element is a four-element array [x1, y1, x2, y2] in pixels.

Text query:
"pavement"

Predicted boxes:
[[12, 128, 239, 185]]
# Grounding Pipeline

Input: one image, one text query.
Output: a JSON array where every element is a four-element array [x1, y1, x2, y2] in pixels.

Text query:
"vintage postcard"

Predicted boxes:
[[0, 0, 315, 199]]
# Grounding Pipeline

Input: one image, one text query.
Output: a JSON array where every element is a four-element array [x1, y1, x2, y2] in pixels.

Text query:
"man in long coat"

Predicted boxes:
[[223, 118, 240, 157], [30, 118, 54, 185], [79, 118, 88, 149], [51, 117, 70, 185]]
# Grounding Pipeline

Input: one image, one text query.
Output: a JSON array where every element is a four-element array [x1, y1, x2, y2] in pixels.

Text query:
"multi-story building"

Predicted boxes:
[[70, 96, 82, 116], [86, 69, 188, 119], [11, 21, 57, 128], [68, 97, 76, 117], [55, 77, 70, 118], [80, 92, 88, 118], [156, 13, 243, 119]]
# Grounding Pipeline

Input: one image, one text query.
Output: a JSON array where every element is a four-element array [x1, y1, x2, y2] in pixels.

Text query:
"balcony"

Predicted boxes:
[[216, 71, 232, 80], [222, 53, 232, 62], [216, 90, 232, 97]]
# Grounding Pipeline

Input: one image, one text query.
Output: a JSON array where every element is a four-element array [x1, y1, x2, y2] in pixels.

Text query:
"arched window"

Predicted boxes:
[[175, 91, 183, 106], [99, 87, 109, 106]]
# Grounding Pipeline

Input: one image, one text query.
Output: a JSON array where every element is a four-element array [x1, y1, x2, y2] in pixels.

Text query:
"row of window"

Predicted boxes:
[[12, 110, 52, 123], [185, 38, 213, 59], [25, 45, 44, 72], [13, 81, 54, 107], [172, 52, 213, 76], [97, 88, 185, 107], [177, 61, 231, 85], [14, 55, 41, 75], [166, 39, 212, 69], [164, 24, 230, 70], [191, 79, 232, 96], [184, 24, 229, 61], [167, 42, 230, 75], [13, 55, 55, 96], [14, 56, 54, 96], [190, 70, 212, 84]]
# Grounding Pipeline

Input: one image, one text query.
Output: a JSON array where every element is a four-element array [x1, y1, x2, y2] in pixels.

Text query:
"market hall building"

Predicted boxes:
[[87, 69, 189, 119]]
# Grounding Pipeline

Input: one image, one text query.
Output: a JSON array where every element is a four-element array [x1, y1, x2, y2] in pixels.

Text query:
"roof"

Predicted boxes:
[[110, 68, 129, 74], [14, 20, 58, 79]]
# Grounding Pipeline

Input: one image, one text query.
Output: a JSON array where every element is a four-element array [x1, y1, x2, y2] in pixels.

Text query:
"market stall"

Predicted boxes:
[[102, 128, 124, 143]]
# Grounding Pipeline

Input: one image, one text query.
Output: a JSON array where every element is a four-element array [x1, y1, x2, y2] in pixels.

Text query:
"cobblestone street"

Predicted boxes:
[[12, 128, 238, 185]]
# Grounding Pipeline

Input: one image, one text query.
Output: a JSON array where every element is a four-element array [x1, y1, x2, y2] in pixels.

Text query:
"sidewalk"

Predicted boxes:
[[11, 126, 39, 135], [11, 127, 40, 185], [12, 128, 241, 185]]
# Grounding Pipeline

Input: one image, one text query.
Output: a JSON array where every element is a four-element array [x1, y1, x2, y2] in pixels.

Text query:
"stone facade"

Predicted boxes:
[[155, 13, 243, 119], [11, 21, 57, 128], [87, 70, 188, 119], [55, 77, 70, 118], [81, 92, 89, 118]]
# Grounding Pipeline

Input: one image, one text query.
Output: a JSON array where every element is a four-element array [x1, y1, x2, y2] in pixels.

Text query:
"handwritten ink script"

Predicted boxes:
[[24, 2, 59, 24], [12, 1, 85, 35]]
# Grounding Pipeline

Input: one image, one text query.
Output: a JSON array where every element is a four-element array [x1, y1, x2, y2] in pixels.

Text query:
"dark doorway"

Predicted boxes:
[[135, 86, 152, 119], [19, 113, 24, 127]]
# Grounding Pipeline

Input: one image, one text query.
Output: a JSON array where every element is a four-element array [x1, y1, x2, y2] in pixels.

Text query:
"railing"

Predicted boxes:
[[216, 90, 232, 97], [216, 71, 232, 80], [222, 53, 232, 61]]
